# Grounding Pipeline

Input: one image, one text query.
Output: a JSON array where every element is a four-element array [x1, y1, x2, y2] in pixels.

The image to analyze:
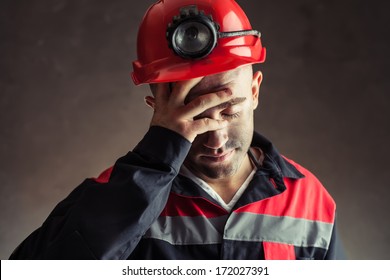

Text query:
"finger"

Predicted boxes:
[[191, 118, 229, 137], [154, 83, 170, 103], [181, 89, 233, 119], [169, 77, 204, 106]]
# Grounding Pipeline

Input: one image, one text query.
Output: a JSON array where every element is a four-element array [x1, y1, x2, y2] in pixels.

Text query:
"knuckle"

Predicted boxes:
[[195, 97, 207, 108], [202, 118, 210, 126], [218, 88, 232, 97], [188, 97, 206, 110]]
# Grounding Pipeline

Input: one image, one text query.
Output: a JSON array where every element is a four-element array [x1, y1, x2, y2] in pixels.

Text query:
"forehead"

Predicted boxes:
[[193, 70, 236, 91], [186, 66, 250, 101]]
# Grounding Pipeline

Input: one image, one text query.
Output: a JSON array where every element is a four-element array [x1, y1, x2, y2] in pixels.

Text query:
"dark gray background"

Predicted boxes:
[[1, 0, 389, 259]]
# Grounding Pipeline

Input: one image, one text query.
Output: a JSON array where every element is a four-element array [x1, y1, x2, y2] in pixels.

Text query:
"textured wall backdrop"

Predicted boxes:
[[1, 0, 389, 259]]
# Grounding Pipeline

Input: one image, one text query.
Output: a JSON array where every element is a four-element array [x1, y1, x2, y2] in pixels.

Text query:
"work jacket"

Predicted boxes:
[[10, 127, 344, 259]]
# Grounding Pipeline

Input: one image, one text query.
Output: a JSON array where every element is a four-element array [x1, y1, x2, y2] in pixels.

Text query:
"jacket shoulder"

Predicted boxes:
[[282, 156, 336, 222]]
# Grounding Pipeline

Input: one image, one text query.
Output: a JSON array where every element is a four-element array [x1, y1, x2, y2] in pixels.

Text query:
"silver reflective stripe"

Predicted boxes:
[[144, 212, 334, 249], [224, 212, 334, 250], [144, 215, 229, 245]]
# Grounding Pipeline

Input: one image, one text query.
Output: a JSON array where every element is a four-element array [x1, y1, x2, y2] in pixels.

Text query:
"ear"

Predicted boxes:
[[251, 71, 263, 110], [144, 96, 156, 110]]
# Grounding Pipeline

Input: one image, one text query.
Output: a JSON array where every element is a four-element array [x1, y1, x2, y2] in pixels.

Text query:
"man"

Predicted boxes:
[[10, 0, 344, 259]]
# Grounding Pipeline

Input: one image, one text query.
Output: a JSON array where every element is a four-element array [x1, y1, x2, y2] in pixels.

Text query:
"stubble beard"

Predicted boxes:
[[185, 139, 250, 180], [197, 149, 244, 179]]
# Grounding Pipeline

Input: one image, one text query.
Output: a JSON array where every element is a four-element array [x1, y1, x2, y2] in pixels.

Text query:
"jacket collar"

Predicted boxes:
[[251, 131, 304, 179], [172, 131, 304, 202]]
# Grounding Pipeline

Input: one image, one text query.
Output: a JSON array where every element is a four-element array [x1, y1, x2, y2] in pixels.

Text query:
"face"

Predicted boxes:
[[184, 66, 262, 180]]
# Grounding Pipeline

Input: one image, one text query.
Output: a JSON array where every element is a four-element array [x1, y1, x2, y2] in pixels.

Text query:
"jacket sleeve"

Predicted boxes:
[[325, 216, 347, 260], [9, 126, 191, 260]]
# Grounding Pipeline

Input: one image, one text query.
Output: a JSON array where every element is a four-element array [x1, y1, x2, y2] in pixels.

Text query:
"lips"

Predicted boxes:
[[201, 150, 235, 163]]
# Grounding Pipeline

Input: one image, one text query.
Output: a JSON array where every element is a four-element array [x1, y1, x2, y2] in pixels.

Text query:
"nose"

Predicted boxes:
[[203, 129, 228, 150]]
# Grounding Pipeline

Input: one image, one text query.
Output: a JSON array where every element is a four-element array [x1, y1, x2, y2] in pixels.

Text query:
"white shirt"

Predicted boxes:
[[180, 165, 257, 212]]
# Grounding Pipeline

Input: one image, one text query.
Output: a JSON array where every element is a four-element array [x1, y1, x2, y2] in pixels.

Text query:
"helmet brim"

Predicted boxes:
[[132, 44, 266, 85]]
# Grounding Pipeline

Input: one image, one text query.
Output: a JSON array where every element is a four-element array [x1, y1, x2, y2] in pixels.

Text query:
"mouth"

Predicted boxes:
[[200, 149, 235, 163]]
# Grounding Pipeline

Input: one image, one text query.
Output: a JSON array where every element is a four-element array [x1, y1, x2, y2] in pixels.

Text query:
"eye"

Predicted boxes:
[[222, 112, 240, 119]]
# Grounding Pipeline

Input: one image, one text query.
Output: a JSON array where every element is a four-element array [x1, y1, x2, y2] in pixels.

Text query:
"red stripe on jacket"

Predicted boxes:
[[93, 166, 113, 183], [161, 193, 228, 218], [93, 166, 227, 218], [235, 158, 335, 223], [92, 158, 335, 223]]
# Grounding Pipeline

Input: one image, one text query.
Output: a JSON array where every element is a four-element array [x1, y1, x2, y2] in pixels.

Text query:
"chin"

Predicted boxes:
[[200, 164, 237, 180]]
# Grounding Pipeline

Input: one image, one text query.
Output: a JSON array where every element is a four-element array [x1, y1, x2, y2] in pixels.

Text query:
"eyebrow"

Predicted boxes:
[[215, 97, 247, 110]]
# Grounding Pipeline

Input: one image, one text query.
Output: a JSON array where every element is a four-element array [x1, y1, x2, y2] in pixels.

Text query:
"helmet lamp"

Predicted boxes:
[[166, 5, 261, 60]]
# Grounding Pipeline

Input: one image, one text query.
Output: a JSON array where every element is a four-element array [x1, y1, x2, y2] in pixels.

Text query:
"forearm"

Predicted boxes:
[[10, 126, 191, 260]]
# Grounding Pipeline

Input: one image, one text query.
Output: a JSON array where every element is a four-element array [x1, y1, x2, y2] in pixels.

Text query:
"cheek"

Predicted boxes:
[[228, 117, 254, 141]]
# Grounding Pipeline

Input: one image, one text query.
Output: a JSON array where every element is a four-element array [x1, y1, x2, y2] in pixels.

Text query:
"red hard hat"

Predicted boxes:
[[131, 0, 266, 85]]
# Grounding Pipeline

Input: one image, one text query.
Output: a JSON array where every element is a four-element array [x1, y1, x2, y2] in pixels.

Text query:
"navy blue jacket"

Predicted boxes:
[[10, 127, 345, 259]]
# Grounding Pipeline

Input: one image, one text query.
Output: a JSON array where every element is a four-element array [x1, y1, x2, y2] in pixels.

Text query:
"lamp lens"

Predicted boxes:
[[174, 21, 212, 55]]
